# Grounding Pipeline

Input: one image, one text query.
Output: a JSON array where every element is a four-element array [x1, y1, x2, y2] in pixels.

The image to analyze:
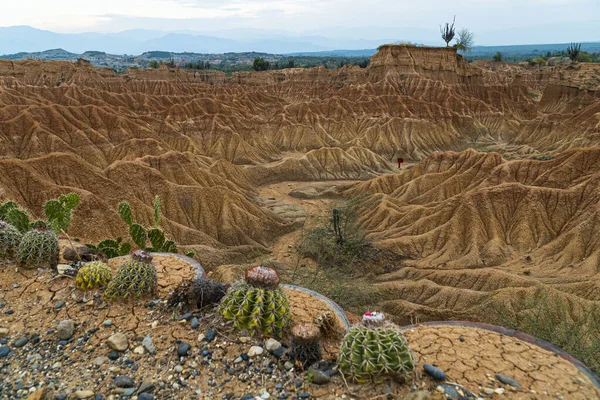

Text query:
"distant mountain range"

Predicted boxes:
[[0, 26, 395, 55]]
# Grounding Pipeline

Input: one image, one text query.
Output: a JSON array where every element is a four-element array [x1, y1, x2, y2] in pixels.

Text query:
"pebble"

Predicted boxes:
[[108, 351, 119, 360], [423, 364, 446, 381], [265, 338, 281, 351], [0, 345, 10, 357], [75, 390, 94, 399], [137, 382, 155, 394], [205, 328, 216, 342], [13, 336, 28, 348], [93, 356, 109, 366], [438, 384, 459, 399], [177, 342, 191, 357], [483, 388, 495, 395], [55, 300, 65, 310], [308, 369, 330, 385], [197, 333, 206, 342], [494, 388, 505, 395], [138, 394, 153, 400], [496, 373, 521, 388], [107, 333, 129, 351], [133, 346, 145, 354], [142, 334, 156, 354], [248, 346, 264, 357], [180, 313, 192, 321], [174, 365, 183, 373], [57, 320, 75, 340], [239, 337, 251, 343], [114, 375, 135, 388], [191, 317, 199, 329], [102, 320, 113, 326], [0, 328, 8, 337]]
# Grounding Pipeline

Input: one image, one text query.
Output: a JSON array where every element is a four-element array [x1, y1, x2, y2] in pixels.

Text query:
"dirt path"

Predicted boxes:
[[256, 180, 359, 263]]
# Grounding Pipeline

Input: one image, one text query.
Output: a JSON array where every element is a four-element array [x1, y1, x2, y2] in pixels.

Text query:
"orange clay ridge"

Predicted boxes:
[[0, 45, 600, 399]]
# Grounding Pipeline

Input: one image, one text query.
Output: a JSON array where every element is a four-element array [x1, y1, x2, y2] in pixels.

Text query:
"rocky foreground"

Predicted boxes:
[[0, 254, 598, 400]]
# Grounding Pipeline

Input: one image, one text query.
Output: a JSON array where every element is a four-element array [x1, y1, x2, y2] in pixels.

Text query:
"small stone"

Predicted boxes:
[[439, 384, 459, 399], [57, 320, 75, 340], [239, 337, 251, 343], [205, 328, 216, 342], [0, 345, 10, 357], [180, 313, 192, 321], [107, 333, 128, 352], [137, 382, 155, 394], [483, 388, 495, 395], [308, 369, 330, 385], [174, 365, 183, 373], [0, 328, 8, 337], [93, 356, 108, 366], [55, 301, 66, 310], [177, 342, 191, 357], [138, 394, 153, 400], [114, 376, 135, 388], [494, 388, 505, 395], [142, 334, 156, 354], [248, 346, 264, 357], [459, 336, 465, 342], [108, 351, 119, 360], [265, 338, 281, 352], [55, 395, 68, 400], [13, 336, 29, 348], [133, 346, 145, 354], [123, 388, 136, 397], [298, 393, 310, 399], [197, 333, 205, 342], [271, 347, 286, 359], [260, 392, 270, 399], [284, 361, 294, 370], [191, 317, 199, 329], [75, 391, 94, 399], [495, 373, 521, 388], [102, 320, 113, 326], [423, 364, 446, 381], [381, 387, 392, 396]]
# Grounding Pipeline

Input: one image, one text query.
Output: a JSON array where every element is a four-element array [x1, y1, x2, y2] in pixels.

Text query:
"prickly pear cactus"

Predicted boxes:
[[220, 265, 290, 338], [16, 226, 59, 269], [76, 261, 112, 290], [104, 258, 157, 299], [0, 221, 22, 260], [338, 322, 415, 383]]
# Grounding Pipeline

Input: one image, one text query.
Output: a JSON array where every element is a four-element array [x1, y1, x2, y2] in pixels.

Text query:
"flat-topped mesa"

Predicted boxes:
[[368, 44, 482, 83]]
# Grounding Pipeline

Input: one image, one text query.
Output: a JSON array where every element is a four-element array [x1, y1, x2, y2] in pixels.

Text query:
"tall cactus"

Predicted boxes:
[[332, 208, 343, 244]]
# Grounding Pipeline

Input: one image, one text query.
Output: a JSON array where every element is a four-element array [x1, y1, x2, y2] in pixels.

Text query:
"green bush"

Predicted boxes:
[[489, 289, 600, 375]]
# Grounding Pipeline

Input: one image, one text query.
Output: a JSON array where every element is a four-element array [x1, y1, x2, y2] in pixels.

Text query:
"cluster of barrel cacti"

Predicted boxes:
[[220, 265, 291, 338], [0, 194, 80, 268]]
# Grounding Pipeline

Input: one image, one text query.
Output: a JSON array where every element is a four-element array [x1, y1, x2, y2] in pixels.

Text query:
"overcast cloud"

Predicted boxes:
[[1, 0, 598, 45]]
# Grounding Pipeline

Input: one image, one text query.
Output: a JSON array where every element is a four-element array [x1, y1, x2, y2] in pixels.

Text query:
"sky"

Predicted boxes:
[[1, 0, 599, 45]]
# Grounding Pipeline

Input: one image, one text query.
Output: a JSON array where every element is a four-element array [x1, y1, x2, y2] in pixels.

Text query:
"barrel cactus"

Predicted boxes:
[[0, 221, 22, 260], [290, 323, 322, 370], [16, 225, 59, 269], [338, 312, 415, 383], [76, 261, 112, 290], [220, 265, 290, 338], [104, 251, 157, 299]]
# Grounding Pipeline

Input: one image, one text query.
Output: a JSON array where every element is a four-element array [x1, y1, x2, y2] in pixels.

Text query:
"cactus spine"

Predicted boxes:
[[338, 314, 415, 383], [0, 221, 22, 260], [104, 251, 157, 299], [220, 265, 290, 338], [76, 261, 112, 290], [16, 226, 59, 269]]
